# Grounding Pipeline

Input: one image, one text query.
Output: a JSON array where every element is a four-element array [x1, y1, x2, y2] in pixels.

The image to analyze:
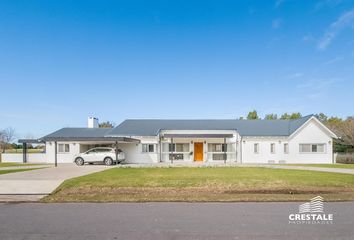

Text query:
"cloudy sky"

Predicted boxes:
[[0, 0, 353, 138]]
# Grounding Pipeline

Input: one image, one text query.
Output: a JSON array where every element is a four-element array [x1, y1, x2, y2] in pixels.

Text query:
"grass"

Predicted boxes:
[[0, 168, 43, 175], [281, 164, 354, 169], [43, 167, 354, 202], [1, 149, 44, 154], [0, 163, 43, 168]]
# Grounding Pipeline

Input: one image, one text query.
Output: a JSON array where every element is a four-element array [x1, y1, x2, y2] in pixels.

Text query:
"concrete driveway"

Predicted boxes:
[[0, 164, 111, 202]]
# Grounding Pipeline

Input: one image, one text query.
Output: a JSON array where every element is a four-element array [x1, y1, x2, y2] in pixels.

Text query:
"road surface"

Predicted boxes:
[[0, 202, 353, 240]]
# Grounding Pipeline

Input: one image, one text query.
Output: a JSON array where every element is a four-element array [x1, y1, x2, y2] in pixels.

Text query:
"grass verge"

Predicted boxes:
[[43, 167, 354, 202], [281, 164, 354, 169], [0, 168, 43, 175], [0, 163, 43, 168]]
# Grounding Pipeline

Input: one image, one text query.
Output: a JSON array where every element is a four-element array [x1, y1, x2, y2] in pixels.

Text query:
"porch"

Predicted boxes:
[[159, 132, 239, 163]]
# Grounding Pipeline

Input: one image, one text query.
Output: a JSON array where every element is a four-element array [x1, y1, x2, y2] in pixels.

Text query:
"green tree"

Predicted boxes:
[[247, 110, 259, 120], [280, 113, 291, 120], [289, 112, 302, 119], [327, 117, 342, 125], [99, 121, 115, 128], [264, 114, 278, 120], [316, 113, 328, 122]]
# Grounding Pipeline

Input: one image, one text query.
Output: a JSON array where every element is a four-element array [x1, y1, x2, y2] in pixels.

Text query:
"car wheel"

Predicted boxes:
[[75, 157, 84, 166], [104, 157, 113, 166]]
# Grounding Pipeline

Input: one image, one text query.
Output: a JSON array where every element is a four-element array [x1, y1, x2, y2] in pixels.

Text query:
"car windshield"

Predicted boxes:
[[86, 149, 96, 154]]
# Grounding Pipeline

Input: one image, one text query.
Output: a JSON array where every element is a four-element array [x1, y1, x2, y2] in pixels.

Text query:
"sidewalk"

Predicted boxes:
[[0, 164, 111, 202]]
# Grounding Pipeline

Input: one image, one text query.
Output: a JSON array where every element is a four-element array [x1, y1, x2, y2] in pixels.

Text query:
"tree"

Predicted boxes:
[[247, 110, 259, 120], [99, 121, 115, 128], [327, 116, 342, 125], [289, 112, 302, 119], [316, 113, 328, 122], [0, 127, 16, 153], [280, 113, 291, 120], [328, 117, 354, 148], [264, 114, 278, 120], [0, 130, 4, 153]]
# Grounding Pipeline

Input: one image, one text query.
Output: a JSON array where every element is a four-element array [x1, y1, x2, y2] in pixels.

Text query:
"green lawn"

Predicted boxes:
[[282, 164, 354, 169], [44, 167, 354, 202], [0, 163, 43, 168], [0, 168, 43, 175]]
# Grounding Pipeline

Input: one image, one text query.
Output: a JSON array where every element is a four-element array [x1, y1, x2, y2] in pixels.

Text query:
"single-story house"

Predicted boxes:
[[2, 115, 338, 164]]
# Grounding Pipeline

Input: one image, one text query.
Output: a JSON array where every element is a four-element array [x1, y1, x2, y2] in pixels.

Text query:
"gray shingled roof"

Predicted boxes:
[[41, 128, 112, 141], [107, 115, 314, 137], [40, 115, 314, 140]]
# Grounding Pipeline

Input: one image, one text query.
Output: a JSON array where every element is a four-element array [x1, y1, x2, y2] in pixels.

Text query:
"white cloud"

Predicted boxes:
[[324, 56, 343, 64], [318, 9, 354, 50], [272, 18, 282, 29], [296, 78, 340, 99]]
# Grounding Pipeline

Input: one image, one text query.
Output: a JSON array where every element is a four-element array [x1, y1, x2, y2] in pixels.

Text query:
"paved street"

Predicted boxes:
[[0, 202, 353, 240], [0, 164, 111, 201]]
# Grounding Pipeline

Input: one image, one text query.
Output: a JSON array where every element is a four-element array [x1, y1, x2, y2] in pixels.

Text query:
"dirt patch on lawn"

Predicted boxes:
[[54, 186, 354, 196]]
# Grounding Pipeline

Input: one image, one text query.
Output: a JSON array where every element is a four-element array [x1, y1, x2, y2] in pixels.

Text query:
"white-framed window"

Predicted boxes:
[[284, 143, 289, 154], [270, 143, 275, 154], [209, 143, 227, 152], [142, 144, 155, 153], [168, 143, 189, 152], [58, 144, 70, 153], [299, 144, 325, 153], [254, 143, 259, 154]]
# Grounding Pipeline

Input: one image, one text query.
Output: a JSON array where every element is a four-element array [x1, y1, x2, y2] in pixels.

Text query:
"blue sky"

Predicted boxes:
[[0, 0, 354, 139]]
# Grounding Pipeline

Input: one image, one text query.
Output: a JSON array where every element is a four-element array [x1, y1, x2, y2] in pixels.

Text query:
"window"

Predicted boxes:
[[299, 144, 325, 153], [58, 144, 70, 153], [254, 143, 259, 154], [284, 143, 289, 154], [168, 143, 189, 152], [209, 144, 227, 152], [168, 143, 175, 152], [212, 153, 226, 160], [142, 144, 154, 153], [270, 143, 275, 154]]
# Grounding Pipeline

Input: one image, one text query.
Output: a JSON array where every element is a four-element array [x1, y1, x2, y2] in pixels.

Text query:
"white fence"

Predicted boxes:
[[1, 153, 47, 163]]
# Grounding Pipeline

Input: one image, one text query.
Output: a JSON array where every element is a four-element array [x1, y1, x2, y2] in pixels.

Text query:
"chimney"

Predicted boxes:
[[88, 117, 99, 128]]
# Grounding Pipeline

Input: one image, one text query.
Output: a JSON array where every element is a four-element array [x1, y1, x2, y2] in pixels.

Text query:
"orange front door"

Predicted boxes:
[[194, 142, 204, 161]]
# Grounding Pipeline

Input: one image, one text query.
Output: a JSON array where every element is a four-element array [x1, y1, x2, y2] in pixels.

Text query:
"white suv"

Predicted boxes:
[[74, 147, 125, 166]]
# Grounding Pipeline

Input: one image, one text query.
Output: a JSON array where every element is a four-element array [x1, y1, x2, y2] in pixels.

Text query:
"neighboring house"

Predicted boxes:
[[2, 115, 338, 164]]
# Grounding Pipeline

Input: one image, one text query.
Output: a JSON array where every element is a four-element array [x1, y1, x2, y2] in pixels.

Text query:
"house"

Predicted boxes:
[[2, 115, 338, 164]]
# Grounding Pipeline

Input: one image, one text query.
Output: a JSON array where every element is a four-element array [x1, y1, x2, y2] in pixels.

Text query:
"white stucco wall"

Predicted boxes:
[[241, 119, 334, 164], [286, 120, 333, 163], [45, 142, 81, 163], [1, 153, 47, 163], [241, 137, 287, 164], [118, 136, 159, 164]]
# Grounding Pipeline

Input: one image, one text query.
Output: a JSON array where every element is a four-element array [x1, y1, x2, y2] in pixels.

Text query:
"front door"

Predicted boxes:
[[194, 142, 204, 161]]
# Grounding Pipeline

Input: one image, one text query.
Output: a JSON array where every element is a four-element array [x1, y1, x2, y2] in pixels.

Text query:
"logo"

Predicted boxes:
[[288, 196, 334, 224]]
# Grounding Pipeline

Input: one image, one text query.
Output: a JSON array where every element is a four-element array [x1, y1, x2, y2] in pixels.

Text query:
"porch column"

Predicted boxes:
[[159, 135, 162, 163], [22, 142, 27, 163], [171, 138, 174, 164], [115, 141, 119, 163], [235, 140, 238, 163], [54, 141, 58, 167], [223, 138, 227, 164]]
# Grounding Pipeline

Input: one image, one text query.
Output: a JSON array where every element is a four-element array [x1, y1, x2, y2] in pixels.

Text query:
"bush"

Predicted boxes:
[[336, 153, 354, 164]]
